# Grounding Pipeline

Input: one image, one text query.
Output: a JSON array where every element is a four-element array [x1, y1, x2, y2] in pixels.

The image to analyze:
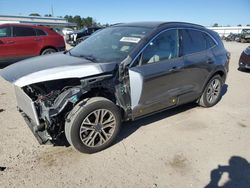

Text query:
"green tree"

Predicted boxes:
[[212, 23, 219, 27], [44, 14, 52, 17], [64, 15, 97, 28], [237, 24, 242, 27], [82, 17, 95, 27], [64, 15, 74, 23], [73, 15, 83, 28], [29, 13, 41, 17]]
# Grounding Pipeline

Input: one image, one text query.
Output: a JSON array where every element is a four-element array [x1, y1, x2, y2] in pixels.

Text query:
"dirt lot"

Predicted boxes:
[[0, 42, 249, 188]]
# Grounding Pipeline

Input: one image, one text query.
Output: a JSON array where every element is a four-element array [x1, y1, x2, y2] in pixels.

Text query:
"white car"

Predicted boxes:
[[62, 28, 74, 36]]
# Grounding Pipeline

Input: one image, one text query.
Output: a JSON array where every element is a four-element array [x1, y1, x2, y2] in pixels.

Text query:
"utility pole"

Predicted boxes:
[[51, 4, 54, 17]]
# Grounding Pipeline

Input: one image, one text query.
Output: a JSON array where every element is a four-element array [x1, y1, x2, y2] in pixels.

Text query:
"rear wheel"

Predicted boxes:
[[199, 75, 223, 107], [65, 97, 121, 153], [41, 48, 57, 55]]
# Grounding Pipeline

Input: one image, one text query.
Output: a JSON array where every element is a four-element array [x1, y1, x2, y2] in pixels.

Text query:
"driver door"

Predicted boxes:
[[128, 29, 187, 118]]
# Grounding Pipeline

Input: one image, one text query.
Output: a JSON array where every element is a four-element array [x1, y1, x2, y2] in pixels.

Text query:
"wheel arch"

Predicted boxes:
[[201, 68, 227, 95], [78, 86, 126, 121]]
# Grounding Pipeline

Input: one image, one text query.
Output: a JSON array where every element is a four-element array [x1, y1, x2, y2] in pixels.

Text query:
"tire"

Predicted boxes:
[[65, 97, 121, 153], [199, 75, 223, 108], [41, 48, 57, 55]]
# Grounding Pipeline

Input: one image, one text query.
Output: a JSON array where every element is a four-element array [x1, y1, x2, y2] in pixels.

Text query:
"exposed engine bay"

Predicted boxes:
[[19, 74, 123, 145]]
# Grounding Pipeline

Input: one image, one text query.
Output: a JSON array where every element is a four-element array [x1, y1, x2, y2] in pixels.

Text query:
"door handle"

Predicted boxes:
[[206, 58, 214, 64], [6, 41, 15, 44], [169, 66, 181, 72]]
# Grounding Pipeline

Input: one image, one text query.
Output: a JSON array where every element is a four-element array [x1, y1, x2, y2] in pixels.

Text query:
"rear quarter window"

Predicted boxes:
[[35, 29, 47, 36], [204, 33, 216, 49], [13, 26, 36, 37]]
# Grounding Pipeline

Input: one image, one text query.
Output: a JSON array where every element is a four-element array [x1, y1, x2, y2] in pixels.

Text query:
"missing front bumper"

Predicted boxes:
[[14, 86, 52, 145], [21, 112, 52, 145]]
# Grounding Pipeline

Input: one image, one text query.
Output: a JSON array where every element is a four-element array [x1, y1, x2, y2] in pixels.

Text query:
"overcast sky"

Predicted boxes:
[[0, 0, 249, 26]]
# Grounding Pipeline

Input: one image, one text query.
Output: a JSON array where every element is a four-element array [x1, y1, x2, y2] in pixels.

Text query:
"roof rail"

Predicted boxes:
[[110, 23, 124, 26], [158, 22, 205, 28]]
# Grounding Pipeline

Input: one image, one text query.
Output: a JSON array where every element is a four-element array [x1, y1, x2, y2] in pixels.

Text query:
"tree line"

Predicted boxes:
[[28, 14, 250, 28], [64, 15, 98, 28], [29, 13, 105, 28]]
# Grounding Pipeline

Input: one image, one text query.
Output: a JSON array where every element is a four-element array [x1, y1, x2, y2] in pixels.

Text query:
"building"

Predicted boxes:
[[207, 26, 250, 37], [0, 15, 76, 28]]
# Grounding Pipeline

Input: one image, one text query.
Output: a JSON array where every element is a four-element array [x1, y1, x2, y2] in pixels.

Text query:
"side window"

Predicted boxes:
[[141, 29, 178, 65], [180, 29, 206, 55], [35, 29, 47, 36], [0, 26, 11, 38], [204, 33, 216, 49], [13, 27, 36, 37]]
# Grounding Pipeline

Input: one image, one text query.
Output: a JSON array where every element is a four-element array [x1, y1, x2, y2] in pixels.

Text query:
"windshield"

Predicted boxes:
[[69, 26, 152, 62]]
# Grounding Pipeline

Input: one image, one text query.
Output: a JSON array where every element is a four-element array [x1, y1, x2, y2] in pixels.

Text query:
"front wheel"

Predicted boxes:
[[199, 75, 223, 107], [65, 97, 121, 153]]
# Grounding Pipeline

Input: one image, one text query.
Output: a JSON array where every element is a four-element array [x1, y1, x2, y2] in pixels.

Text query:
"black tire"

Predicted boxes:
[[41, 48, 57, 55], [65, 97, 121, 153], [199, 75, 223, 108], [238, 67, 245, 72]]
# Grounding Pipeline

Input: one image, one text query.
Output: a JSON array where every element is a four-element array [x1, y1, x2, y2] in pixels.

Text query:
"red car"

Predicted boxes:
[[0, 24, 65, 65]]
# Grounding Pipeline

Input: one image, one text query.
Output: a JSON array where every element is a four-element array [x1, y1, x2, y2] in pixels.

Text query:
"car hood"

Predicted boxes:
[[0, 53, 117, 87]]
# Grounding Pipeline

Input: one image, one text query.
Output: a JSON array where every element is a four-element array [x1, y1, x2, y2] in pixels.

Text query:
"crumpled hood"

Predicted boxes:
[[0, 53, 117, 87]]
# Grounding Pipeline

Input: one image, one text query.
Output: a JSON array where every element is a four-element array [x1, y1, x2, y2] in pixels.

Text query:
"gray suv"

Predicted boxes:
[[0, 22, 230, 153]]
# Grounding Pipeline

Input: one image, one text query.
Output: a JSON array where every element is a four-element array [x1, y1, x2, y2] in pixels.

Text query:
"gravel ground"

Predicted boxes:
[[0, 42, 249, 188]]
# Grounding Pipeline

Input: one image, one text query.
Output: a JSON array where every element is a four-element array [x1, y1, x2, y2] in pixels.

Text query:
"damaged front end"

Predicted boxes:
[[16, 83, 85, 145], [15, 74, 114, 145]]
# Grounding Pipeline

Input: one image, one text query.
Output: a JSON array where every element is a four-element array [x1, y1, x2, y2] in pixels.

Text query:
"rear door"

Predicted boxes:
[[179, 29, 216, 98], [0, 25, 16, 62], [129, 29, 188, 118], [12, 26, 40, 58]]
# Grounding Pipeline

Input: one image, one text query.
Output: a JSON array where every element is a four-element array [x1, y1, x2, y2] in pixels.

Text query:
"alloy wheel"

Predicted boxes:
[[206, 78, 221, 104], [79, 109, 116, 147]]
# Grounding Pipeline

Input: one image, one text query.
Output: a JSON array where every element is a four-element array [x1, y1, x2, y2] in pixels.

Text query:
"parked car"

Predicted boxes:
[[66, 26, 102, 46], [62, 28, 74, 36], [53, 28, 63, 35], [0, 24, 65, 65], [239, 29, 250, 43], [239, 46, 250, 70], [225, 33, 238, 41], [0, 22, 230, 153], [235, 34, 241, 42]]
